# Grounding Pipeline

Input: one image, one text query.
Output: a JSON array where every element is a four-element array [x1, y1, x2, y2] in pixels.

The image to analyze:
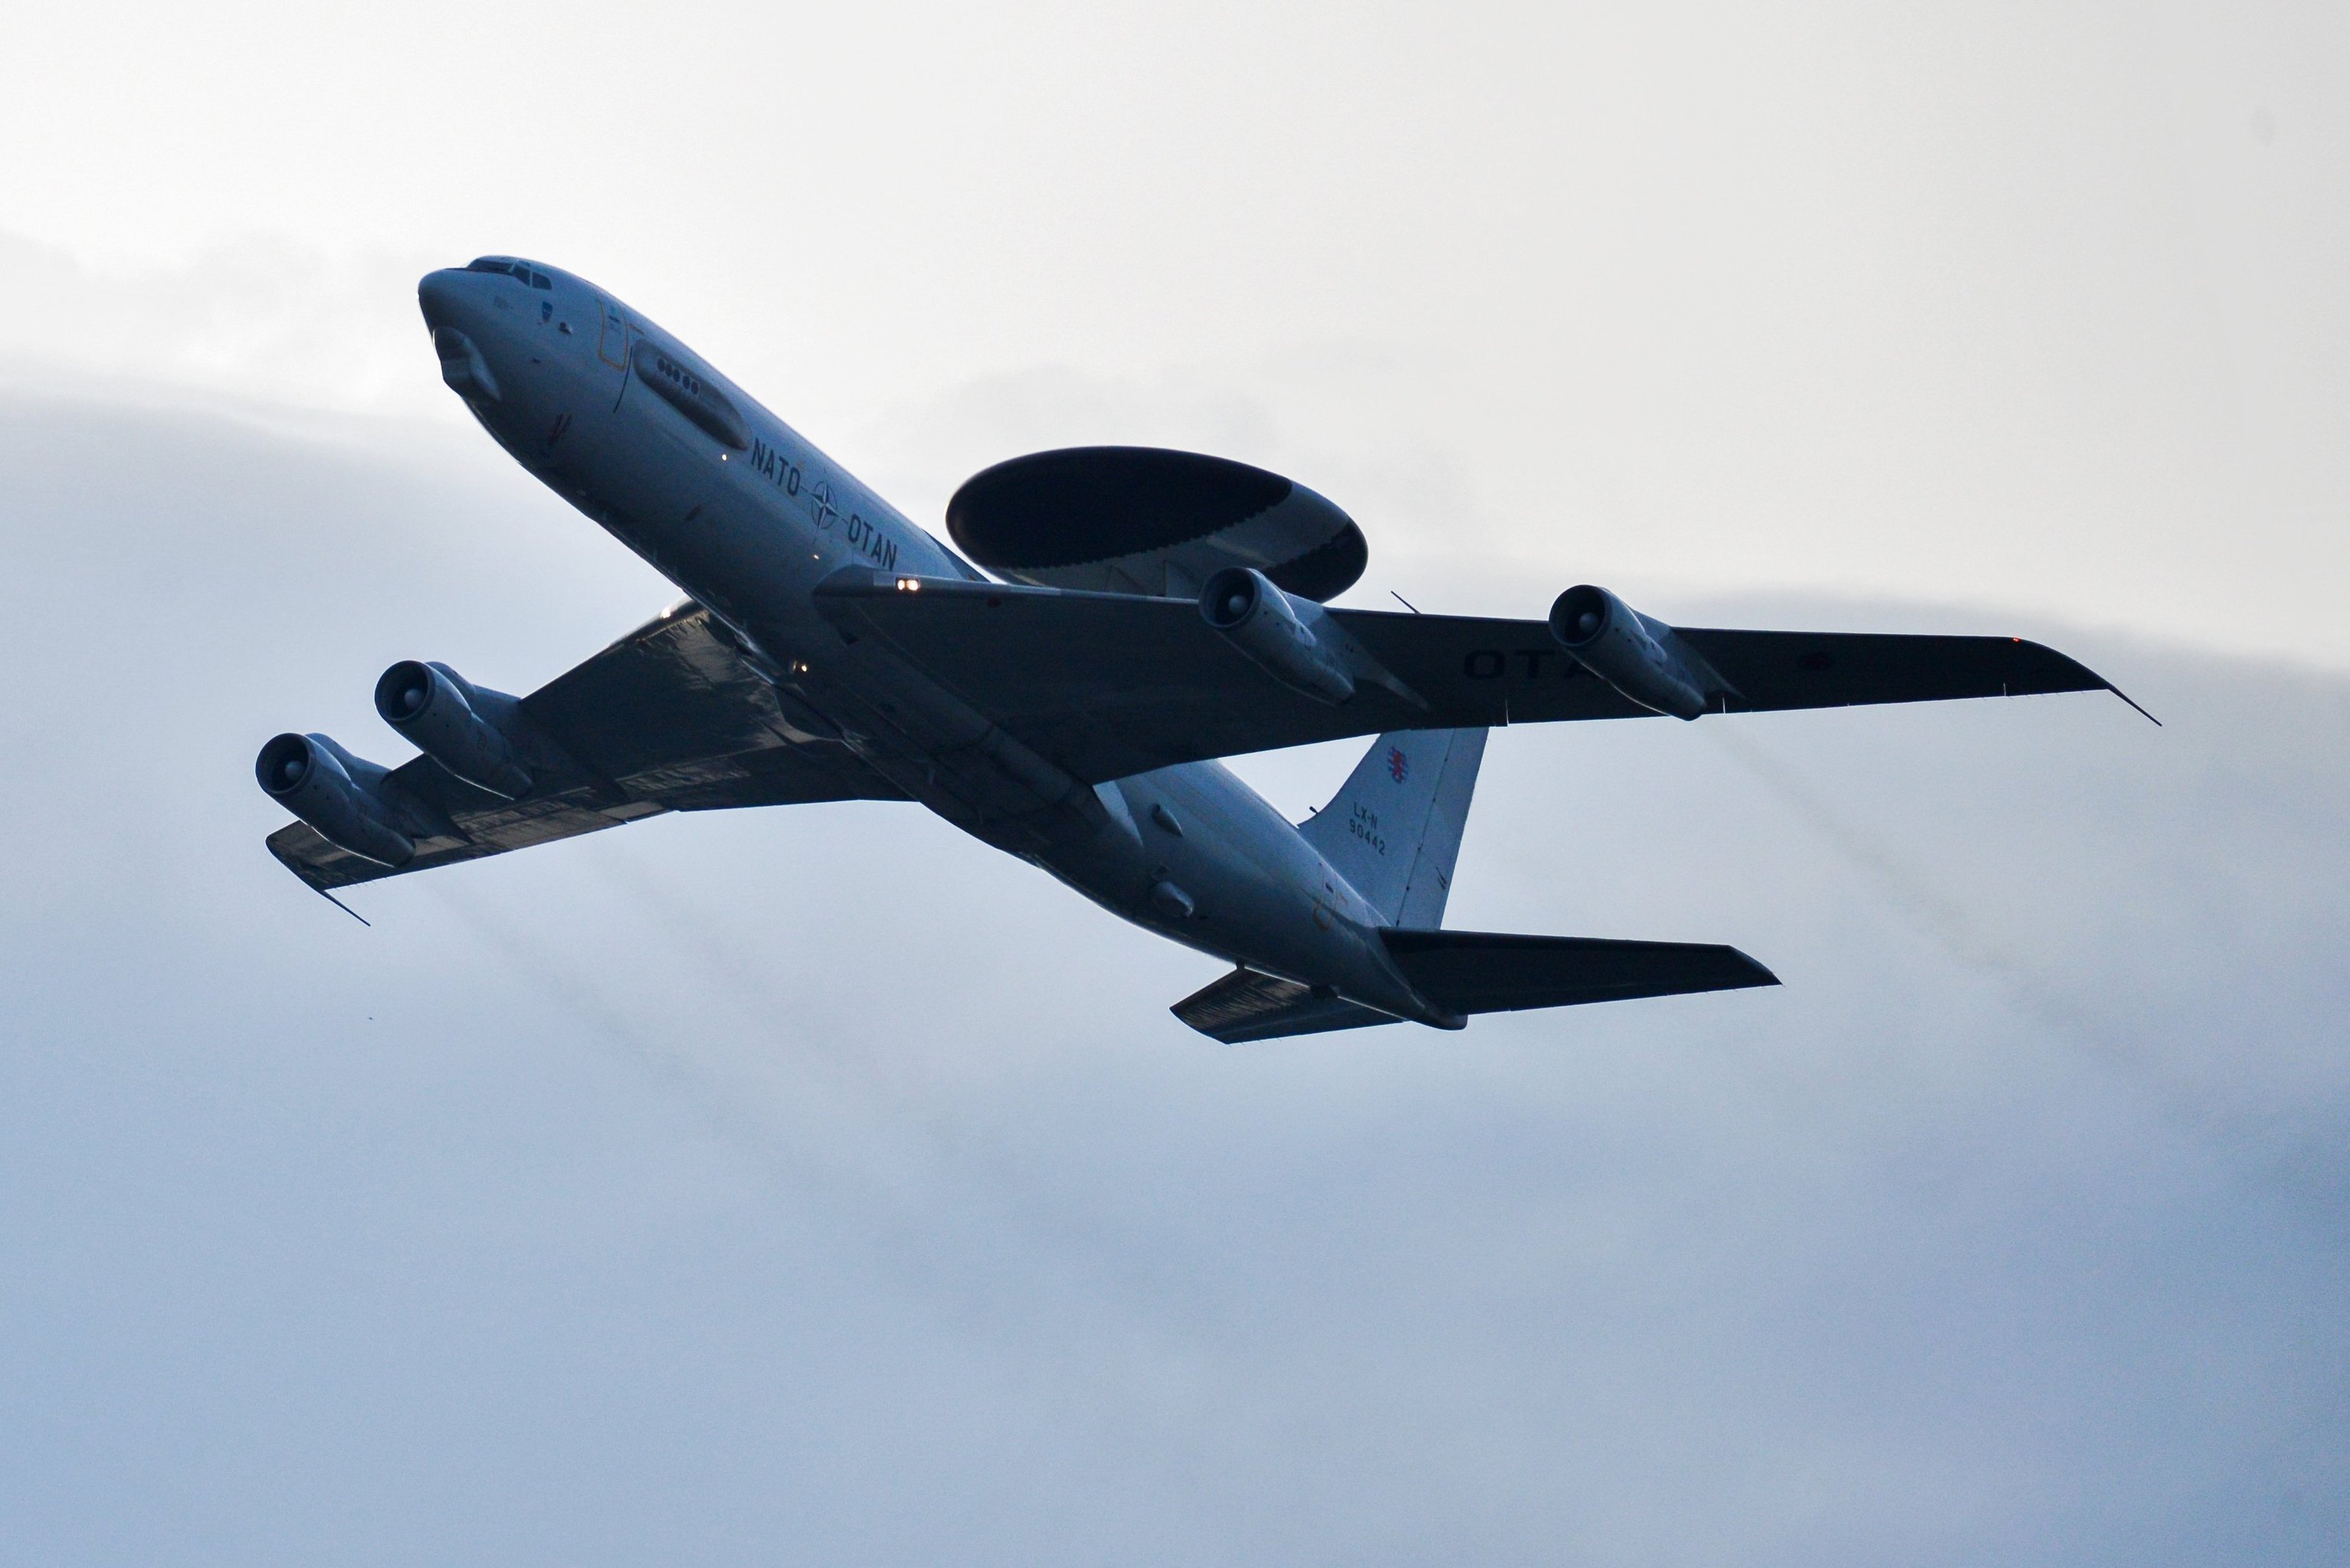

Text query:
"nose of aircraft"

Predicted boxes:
[[416, 267, 474, 334], [418, 267, 505, 404]]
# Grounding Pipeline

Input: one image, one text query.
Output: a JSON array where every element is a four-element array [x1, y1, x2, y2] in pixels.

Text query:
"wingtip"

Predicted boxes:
[[268, 834, 372, 925], [2027, 640, 2159, 725], [314, 883, 372, 926], [2106, 684, 2162, 726]]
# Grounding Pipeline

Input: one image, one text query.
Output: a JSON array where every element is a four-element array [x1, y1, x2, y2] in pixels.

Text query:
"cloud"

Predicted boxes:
[[0, 230, 451, 417], [0, 393, 2345, 1566]]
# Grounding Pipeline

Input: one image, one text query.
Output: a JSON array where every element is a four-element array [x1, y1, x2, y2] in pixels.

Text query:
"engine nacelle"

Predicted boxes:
[[255, 732, 418, 867], [373, 660, 535, 799], [1199, 566, 1357, 705], [1548, 584, 1722, 720]]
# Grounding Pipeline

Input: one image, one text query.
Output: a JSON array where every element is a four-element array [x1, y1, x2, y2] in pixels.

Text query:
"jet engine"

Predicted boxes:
[[1199, 566, 1357, 705], [255, 732, 418, 867], [373, 660, 535, 799], [1547, 584, 1727, 720]]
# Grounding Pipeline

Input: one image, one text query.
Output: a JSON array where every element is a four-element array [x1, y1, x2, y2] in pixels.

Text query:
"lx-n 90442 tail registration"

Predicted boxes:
[[256, 257, 2143, 1041]]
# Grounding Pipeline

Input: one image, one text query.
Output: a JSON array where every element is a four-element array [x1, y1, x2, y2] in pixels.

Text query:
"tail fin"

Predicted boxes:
[[1299, 727, 1487, 927]]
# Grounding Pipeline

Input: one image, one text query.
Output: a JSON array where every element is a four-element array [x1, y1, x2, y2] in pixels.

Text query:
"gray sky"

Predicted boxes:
[[2, 5, 2346, 1562], [2, 0, 2345, 656], [2, 393, 2345, 1563]]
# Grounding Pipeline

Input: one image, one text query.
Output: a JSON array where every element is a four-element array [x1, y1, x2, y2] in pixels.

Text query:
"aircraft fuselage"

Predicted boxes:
[[416, 260, 1454, 1028]]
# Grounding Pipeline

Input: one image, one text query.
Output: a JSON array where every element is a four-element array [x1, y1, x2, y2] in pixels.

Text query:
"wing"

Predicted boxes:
[[269, 602, 908, 892], [814, 571, 2124, 785]]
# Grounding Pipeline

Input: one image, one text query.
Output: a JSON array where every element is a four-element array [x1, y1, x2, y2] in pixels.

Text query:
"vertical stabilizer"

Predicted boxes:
[[1299, 727, 1487, 928]]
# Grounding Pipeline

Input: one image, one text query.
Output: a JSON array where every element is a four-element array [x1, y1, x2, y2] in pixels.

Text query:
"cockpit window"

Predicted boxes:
[[465, 257, 554, 288]]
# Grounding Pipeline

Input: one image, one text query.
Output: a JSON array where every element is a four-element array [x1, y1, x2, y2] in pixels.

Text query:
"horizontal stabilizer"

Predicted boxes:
[[1379, 928, 1778, 1014], [1171, 967, 1399, 1044], [1172, 931, 1778, 1043]]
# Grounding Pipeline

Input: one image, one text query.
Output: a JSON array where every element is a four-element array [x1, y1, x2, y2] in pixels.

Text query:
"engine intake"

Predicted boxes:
[[1200, 566, 1357, 705], [374, 660, 535, 799], [256, 732, 418, 867], [1548, 584, 1726, 720]]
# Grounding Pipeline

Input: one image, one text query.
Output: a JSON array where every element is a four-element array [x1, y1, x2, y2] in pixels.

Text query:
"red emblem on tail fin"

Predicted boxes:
[[1387, 746, 1408, 783]]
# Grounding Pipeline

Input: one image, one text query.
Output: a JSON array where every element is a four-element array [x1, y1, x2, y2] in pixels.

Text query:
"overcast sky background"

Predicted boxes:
[[1, 3, 2346, 1563]]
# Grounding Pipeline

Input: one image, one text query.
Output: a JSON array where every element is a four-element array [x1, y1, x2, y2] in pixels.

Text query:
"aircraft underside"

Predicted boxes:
[[255, 256, 2139, 1040]]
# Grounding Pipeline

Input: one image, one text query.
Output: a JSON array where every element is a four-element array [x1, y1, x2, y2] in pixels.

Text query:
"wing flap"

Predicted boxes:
[[267, 790, 649, 891]]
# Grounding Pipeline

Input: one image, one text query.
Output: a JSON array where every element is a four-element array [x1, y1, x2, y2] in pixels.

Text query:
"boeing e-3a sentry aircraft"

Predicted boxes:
[[257, 257, 2135, 1042]]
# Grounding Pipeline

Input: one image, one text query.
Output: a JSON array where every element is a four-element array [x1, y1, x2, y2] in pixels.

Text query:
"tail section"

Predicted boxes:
[[1378, 929, 1778, 1015], [1299, 727, 1488, 927], [1169, 932, 1776, 1043], [1170, 968, 1397, 1044], [1172, 725, 1775, 1046]]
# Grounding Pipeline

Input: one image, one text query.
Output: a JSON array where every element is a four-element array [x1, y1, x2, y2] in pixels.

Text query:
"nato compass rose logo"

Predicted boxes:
[[809, 479, 841, 531], [1387, 746, 1409, 783]]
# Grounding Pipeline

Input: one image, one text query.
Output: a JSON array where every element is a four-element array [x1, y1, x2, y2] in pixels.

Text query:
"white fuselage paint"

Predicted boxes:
[[417, 261, 1453, 1029]]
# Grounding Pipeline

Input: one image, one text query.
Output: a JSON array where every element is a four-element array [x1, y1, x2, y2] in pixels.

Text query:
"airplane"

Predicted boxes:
[[255, 256, 2139, 1043]]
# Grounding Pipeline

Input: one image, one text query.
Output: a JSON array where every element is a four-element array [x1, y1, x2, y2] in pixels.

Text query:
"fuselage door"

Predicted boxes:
[[595, 296, 630, 370]]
